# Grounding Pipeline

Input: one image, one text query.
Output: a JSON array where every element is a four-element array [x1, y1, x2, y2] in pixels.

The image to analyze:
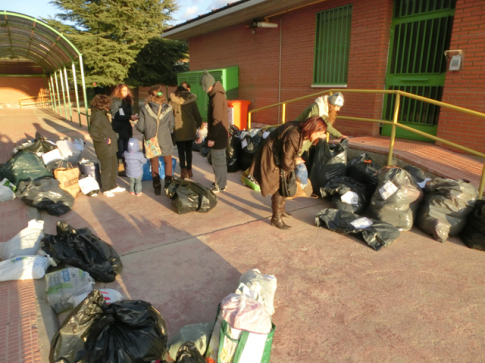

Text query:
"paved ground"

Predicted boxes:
[[0, 108, 484, 363]]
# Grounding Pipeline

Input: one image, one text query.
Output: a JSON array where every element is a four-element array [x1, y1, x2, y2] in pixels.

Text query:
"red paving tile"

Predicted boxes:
[[0, 108, 484, 362]]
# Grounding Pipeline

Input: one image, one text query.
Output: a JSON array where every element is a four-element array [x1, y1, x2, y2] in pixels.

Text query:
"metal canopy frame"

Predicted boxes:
[[0, 10, 90, 127]]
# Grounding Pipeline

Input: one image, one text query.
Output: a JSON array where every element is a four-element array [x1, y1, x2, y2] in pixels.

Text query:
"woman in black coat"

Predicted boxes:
[[110, 84, 138, 174], [89, 95, 126, 197], [136, 85, 175, 195]]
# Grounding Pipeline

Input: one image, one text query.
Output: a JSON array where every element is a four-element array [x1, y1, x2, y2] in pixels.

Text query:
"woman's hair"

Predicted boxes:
[[174, 84, 188, 96], [299, 116, 327, 142], [111, 84, 133, 104], [180, 81, 190, 90], [328, 104, 338, 125], [145, 85, 167, 104], [90, 94, 112, 110]]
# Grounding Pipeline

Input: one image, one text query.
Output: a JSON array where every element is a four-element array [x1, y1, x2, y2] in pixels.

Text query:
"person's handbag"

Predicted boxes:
[[53, 162, 81, 197], [279, 169, 297, 197], [144, 105, 162, 159]]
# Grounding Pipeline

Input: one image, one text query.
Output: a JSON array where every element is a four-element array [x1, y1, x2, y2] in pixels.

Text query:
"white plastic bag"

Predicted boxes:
[[78, 176, 100, 196], [0, 178, 16, 202], [0, 219, 44, 260], [236, 269, 277, 315], [45, 267, 95, 314], [221, 293, 272, 334], [42, 148, 63, 165], [0, 255, 51, 282]]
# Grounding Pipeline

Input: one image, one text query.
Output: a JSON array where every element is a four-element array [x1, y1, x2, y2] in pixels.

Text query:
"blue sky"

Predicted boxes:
[[0, 0, 230, 25]]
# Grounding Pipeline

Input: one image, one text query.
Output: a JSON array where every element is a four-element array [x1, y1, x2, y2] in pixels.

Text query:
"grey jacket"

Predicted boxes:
[[136, 102, 175, 157], [123, 138, 147, 178]]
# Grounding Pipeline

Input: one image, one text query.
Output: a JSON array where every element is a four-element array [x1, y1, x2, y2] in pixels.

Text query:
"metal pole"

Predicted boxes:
[[54, 72, 62, 116], [479, 161, 485, 199], [59, 69, 68, 118], [50, 76, 58, 112], [282, 103, 286, 124], [71, 63, 82, 127], [248, 112, 252, 129], [63, 67, 73, 122], [79, 55, 90, 129], [387, 93, 401, 166]]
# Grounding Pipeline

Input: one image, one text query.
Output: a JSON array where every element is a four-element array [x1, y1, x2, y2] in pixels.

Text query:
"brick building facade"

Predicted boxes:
[[164, 0, 485, 153]]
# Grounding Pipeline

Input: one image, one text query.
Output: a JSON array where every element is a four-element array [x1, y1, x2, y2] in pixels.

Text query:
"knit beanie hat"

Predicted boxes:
[[200, 71, 215, 93], [328, 92, 344, 107]]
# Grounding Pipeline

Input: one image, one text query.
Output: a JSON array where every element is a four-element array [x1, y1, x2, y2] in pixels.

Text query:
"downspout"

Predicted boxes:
[[278, 17, 282, 123]]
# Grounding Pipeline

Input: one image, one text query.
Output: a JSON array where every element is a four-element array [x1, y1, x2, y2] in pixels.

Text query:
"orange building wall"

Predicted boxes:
[[439, 0, 485, 153], [0, 77, 47, 106], [188, 0, 394, 136]]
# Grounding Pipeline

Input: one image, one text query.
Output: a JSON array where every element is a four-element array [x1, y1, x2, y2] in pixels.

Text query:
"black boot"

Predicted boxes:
[[164, 175, 173, 190], [153, 175, 161, 195], [270, 193, 291, 229]]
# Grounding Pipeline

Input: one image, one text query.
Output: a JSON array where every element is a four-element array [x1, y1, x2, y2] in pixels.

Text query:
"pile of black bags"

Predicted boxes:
[[322, 176, 369, 214], [41, 221, 123, 282], [460, 200, 485, 250]]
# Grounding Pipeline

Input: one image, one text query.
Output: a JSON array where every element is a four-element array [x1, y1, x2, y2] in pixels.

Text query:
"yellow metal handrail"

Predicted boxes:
[[247, 89, 485, 199], [19, 95, 51, 109]]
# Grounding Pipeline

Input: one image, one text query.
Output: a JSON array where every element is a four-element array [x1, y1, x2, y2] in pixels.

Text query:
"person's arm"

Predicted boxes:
[[280, 133, 300, 172], [192, 101, 203, 128], [89, 114, 109, 144], [326, 123, 342, 138], [110, 99, 131, 123], [167, 105, 175, 131], [136, 109, 145, 134]]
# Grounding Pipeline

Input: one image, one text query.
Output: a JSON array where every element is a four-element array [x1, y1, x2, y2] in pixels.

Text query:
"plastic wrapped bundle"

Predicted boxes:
[[322, 176, 369, 214], [41, 221, 123, 282], [460, 200, 485, 251], [309, 138, 348, 197], [417, 178, 478, 242], [0, 150, 53, 187], [367, 167, 423, 231], [17, 177, 74, 216], [347, 153, 381, 197], [166, 179, 218, 214], [315, 208, 401, 251], [50, 290, 168, 363], [14, 132, 57, 155]]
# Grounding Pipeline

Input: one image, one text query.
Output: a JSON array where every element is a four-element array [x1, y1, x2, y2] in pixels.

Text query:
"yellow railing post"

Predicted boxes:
[[248, 112, 252, 129], [282, 103, 286, 124], [387, 93, 400, 166], [479, 161, 485, 199]]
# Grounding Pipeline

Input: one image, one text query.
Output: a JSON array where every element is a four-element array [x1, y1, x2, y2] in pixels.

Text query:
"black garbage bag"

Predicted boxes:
[[367, 167, 423, 231], [347, 153, 381, 197], [41, 221, 123, 282], [166, 179, 217, 214], [460, 200, 485, 251], [199, 138, 210, 157], [207, 126, 241, 172], [417, 178, 478, 242], [17, 131, 57, 154], [175, 342, 205, 363], [322, 176, 369, 214], [403, 165, 428, 187], [309, 138, 348, 197], [192, 140, 200, 152], [17, 177, 74, 216], [0, 150, 53, 186], [315, 208, 401, 251], [50, 290, 168, 363], [238, 129, 264, 171]]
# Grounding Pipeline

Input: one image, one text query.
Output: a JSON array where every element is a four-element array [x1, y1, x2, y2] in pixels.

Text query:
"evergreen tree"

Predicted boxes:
[[127, 37, 189, 87], [44, 0, 176, 86]]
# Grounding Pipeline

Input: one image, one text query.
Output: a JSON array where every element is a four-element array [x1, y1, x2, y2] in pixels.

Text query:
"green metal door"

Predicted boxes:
[[382, 0, 456, 141]]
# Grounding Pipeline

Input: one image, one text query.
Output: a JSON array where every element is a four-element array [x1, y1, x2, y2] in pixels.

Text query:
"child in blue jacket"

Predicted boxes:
[[123, 138, 147, 196]]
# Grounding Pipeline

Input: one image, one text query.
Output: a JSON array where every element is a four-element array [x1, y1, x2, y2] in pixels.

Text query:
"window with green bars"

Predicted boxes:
[[313, 5, 352, 85]]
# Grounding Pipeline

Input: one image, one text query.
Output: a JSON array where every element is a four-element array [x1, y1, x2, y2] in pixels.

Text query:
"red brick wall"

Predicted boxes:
[[0, 77, 47, 106], [189, 0, 393, 136], [439, 0, 485, 153]]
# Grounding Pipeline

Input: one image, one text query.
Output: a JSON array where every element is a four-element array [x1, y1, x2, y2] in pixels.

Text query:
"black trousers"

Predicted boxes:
[[98, 153, 118, 192], [176, 140, 193, 169], [117, 138, 129, 161]]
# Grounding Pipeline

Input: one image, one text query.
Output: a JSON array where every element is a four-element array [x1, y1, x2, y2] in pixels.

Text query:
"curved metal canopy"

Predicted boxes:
[[0, 10, 81, 72]]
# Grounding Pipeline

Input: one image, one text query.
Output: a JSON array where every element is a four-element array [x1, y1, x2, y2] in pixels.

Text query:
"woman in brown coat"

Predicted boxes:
[[249, 117, 328, 229], [169, 82, 204, 179]]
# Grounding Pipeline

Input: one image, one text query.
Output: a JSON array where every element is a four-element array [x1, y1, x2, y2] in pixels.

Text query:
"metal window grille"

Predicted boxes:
[[313, 5, 352, 85], [394, 0, 456, 18]]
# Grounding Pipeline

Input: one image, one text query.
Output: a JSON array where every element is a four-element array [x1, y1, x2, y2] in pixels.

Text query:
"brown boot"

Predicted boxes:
[[187, 169, 193, 178], [180, 168, 188, 180], [118, 162, 126, 177], [270, 193, 291, 229]]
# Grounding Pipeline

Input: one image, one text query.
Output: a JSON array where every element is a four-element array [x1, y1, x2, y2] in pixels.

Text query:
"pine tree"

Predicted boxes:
[[127, 37, 189, 87], [44, 0, 176, 86]]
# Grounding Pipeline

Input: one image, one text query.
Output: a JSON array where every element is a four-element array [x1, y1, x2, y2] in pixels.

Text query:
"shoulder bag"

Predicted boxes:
[[144, 105, 163, 159]]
